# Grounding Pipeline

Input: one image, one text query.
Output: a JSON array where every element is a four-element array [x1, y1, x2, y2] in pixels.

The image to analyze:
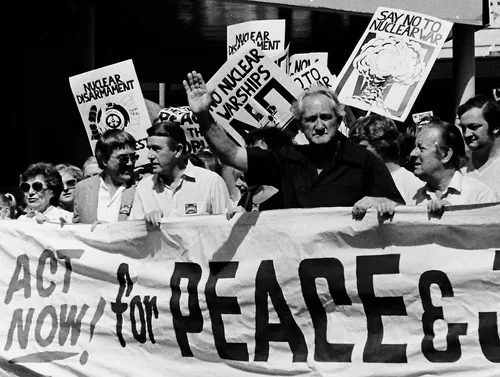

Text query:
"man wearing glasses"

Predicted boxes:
[[73, 129, 138, 224]]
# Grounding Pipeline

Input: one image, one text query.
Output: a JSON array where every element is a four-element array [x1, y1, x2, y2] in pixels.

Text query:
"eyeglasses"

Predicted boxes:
[[63, 179, 77, 189], [20, 181, 47, 193], [111, 153, 139, 165]]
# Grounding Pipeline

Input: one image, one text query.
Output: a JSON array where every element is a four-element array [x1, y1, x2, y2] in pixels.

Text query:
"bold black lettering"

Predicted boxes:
[[419, 270, 467, 362], [170, 262, 203, 357], [254, 260, 307, 362], [357, 254, 408, 363], [130, 296, 147, 343], [144, 296, 159, 344], [5, 254, 31, 305], [56, 249, 84, 293], [59, 304, 89, 346], [35, 305, 58, 347], [205, 262, 248, 361], [299, 258, 353, 362], [111, 263, 133, 347], [37, 249, 57, 298], [479, 250, 500, 362], [4, 308, 35, 351]]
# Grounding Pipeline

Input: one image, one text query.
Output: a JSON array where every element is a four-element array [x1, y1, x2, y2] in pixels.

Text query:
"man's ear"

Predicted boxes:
[[441, 147, 453, 164], [174, 144, 184, 158]]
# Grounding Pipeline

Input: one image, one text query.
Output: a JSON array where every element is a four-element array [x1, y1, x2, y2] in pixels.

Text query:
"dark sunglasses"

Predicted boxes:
[[63, 179, 77, 189], [20, 181, 47, 193], [112, 153, 139, 165]]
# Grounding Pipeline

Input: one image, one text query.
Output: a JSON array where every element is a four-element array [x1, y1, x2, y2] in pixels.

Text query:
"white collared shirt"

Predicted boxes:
[[97, 177, 127, 222], [408, 170, 497, 205], [129, 161, 231, 220]]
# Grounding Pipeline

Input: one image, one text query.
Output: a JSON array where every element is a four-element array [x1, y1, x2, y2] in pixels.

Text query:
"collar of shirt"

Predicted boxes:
[[152, 161, 196, 191], [419, 170, 463, 200], [99, 177, 127, 205]]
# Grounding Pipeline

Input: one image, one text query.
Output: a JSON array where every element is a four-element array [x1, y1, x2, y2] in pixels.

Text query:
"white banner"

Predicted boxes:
[[289, 52, 329, 77], [335, 7, 452, 122], [69, 60, 151, 165], [1, 204, 500, 376]]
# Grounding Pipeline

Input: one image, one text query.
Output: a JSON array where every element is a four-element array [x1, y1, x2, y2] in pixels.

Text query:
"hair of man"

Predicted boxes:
[[95, 130, 137, 170], [290, 84, 346, 122]]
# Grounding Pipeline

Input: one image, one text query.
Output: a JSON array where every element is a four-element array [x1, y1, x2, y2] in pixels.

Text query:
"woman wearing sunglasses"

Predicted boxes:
[[18, 162, 73, 224], [56, 163, 83, 212]]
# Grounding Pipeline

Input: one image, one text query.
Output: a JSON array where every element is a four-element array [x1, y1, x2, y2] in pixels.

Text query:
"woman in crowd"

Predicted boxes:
[[56, 163, 83, 212], [0, 193, 17, 219], [349, 114, 422, 204], [18, 162, 73, 223]]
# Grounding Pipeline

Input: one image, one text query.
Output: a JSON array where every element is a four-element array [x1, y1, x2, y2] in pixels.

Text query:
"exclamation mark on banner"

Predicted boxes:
[[80, 297, 107, 365]]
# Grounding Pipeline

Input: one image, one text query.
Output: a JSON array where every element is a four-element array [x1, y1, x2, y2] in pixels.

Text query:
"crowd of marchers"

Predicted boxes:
[[1, 73, 499, 226]]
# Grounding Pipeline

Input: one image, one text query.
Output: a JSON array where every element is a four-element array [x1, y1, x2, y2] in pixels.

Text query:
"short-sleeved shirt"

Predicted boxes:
[[407, 170, 498, 205], [129, 161, 231, 219], [245, 134, 404, 208]]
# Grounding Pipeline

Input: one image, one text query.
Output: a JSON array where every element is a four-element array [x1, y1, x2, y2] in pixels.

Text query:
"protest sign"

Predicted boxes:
[[291, 59, 337, 91], [289, 52, 328, 77], [207, 41, 302, 146], [273, 42, 290, 74], [1, 204, 500, 377], [227, 19, 286, 58], [335, 7, 452, 122], [412, 110, 434, 124], [69, 60, 151, 165], [158, 106, 208, 154]]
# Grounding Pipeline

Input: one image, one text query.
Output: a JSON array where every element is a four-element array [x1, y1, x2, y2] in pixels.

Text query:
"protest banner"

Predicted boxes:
[[158, 106, 208, 154], [289, 52, 328, 77], [334, 7, 453, 122], [69, 60, 151, 165], [227, 19, 286, 58], [207, 41, 302, 146], [1, 204, 500, 377]]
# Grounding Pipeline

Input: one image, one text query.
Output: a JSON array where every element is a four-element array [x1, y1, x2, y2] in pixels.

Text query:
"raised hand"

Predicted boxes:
[[183, 71, 213, 114]]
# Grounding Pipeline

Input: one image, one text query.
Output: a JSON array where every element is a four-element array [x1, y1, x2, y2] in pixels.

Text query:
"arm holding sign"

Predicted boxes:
[[183, 71, 249, 173]]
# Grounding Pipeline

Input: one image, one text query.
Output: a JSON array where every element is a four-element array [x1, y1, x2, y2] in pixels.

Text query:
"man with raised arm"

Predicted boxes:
[[183, 71, 404, 216]]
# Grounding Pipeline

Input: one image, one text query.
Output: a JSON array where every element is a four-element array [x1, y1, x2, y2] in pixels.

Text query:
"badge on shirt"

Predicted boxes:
[[185, 203, 198, 215], [119, 204, 132, 215]]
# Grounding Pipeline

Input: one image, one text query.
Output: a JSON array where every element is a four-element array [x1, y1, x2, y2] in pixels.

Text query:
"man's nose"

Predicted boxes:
[[463, 127, 473, 138], [409, 147, 419, 157], [147, 150, 155, 160]]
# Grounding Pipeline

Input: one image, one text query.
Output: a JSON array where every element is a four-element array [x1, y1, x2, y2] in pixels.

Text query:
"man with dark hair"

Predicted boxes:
[[183, 72, 404, 218], [73, 129, 138, 224], [129, 121, 231, 226], [458, 94, 500, 199]]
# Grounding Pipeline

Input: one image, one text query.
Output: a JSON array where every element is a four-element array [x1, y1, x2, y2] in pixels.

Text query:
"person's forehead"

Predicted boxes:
[[27, 174, 46, 183], [460, 107, 487, 125], [61, 171, 74, 180], [417, 127, 441, 144], [111, 146, 135, 155], [147, 135, 171, 147]]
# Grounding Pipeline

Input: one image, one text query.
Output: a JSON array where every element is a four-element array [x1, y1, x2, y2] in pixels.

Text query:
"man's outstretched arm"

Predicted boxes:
[[183, 71, 248, 173]]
